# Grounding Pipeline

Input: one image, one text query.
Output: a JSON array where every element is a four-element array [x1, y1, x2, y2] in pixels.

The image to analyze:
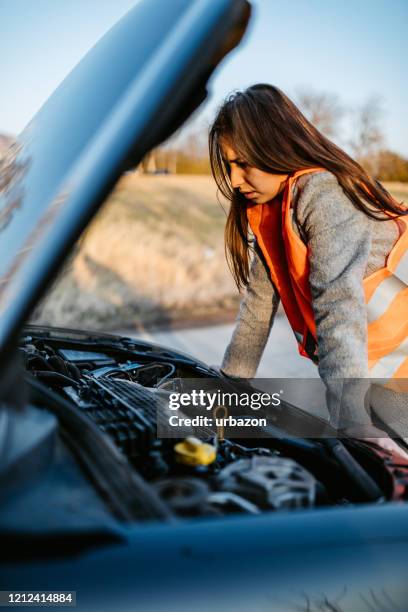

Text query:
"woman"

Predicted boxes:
[[209, 83, 408, 442]]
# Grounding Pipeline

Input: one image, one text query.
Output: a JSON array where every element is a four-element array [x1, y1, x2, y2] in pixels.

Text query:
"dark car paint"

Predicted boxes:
[[2, 503, 408, 611]]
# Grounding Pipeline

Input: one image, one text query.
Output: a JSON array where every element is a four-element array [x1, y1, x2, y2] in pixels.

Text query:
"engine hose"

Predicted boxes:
[[322, 438, 383, 502], [34, 371, 78, 387], [27, 354, 53, 371]]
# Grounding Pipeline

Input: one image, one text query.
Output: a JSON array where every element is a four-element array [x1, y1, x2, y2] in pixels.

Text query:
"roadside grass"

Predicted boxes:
[[383, 182, 408, 205], [31, 175, 238, 330], [31, 175, 407, 331]]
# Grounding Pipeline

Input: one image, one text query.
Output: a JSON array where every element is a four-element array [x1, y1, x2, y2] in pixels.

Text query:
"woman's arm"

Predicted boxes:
[[221, 242, 279, 378], [296, 171, 373, 431]]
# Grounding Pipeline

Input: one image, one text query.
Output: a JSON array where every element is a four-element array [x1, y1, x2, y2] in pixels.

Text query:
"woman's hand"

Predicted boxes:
[[363, 436, 408, 461]]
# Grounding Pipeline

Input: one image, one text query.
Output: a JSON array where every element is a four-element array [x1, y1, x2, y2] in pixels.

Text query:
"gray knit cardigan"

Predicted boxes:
[[221, 171, 400, 433]]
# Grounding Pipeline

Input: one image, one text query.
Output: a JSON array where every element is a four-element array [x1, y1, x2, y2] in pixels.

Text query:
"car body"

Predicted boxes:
[[1, 1, 408, 610]]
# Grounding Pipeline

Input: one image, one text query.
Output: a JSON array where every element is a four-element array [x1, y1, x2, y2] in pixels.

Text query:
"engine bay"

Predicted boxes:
[[18, 327, 408, 520]]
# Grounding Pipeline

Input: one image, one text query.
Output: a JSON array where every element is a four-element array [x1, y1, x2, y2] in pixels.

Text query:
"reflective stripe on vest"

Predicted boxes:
[[369, 336, 408, 378], [367, 250, 408, 323], [395, 250, 408, 284], [246, 168, 408, 381]]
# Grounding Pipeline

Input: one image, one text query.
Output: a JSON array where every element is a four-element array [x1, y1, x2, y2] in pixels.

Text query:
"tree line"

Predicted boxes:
[[140, 90, 408, 181]]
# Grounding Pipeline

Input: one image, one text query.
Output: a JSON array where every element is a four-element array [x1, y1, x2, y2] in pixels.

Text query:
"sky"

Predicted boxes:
[[0, 0, 407, 156]]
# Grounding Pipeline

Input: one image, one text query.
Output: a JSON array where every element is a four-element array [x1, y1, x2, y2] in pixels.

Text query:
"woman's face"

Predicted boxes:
[[221, 142, 289, 204]]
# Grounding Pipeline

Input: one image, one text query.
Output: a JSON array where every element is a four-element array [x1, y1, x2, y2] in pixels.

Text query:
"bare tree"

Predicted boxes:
[[295, 88, 344, 138], [139, 150, 157, 173], [349, 96, 384, 159], [176, 126, 209, 158]]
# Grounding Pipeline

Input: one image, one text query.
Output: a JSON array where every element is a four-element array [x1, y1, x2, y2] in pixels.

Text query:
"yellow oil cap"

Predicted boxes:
[[175, 437, 216, 466]]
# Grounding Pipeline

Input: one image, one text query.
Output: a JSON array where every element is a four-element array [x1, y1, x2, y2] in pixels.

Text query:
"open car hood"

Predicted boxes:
[[0, 0, 251, 359]]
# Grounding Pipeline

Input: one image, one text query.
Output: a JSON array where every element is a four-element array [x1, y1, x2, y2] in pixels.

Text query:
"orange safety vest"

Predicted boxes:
[[246, 168, 408, 380]]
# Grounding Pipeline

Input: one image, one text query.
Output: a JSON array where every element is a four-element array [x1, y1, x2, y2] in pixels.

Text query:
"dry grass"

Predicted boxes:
[[31, 175, 407, 331], [383, 181, 408, 205], [31, 174, 239, 330]]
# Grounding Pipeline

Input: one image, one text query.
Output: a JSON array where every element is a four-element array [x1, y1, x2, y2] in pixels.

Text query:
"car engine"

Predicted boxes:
[[17, 327, 408, 520]]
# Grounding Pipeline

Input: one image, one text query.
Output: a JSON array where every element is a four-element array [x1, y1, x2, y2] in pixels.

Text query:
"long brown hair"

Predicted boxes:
[[209, 84, 406, 290]]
